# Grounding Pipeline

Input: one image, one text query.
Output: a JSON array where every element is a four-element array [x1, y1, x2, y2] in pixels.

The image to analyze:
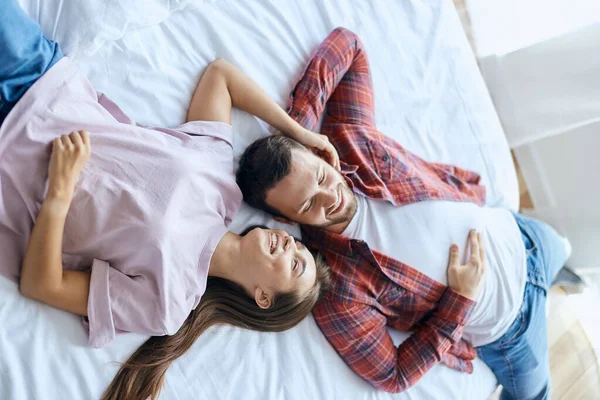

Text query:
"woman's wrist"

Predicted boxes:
[[270, 107, 303, 138], [42, 191, 73, 217], [284, 122, 307, 141]]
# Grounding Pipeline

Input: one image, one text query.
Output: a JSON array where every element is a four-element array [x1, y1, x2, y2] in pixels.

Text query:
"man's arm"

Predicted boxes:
[[186, 58, 339, 167], [287, 27, 375, 132], [314, 289, 476, 393], [313, 232, 486, 392]]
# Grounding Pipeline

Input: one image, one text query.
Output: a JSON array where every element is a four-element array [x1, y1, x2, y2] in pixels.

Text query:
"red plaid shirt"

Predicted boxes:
[[287, 28, 488, 393]]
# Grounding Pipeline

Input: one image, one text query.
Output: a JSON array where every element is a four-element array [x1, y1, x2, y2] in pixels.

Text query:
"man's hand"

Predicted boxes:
[[292, 127, 340, 170], [447, 230, 486, 300]]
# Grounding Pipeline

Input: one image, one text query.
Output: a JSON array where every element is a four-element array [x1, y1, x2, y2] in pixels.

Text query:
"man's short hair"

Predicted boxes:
[[236, 135, 306, 217]]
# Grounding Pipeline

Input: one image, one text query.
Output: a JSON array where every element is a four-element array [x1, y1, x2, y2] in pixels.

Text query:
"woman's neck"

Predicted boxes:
[[208, 231, 243, 282]]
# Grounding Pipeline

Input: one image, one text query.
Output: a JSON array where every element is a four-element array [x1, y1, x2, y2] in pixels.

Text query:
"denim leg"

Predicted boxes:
[[512, 212, 571, 286], [476, 212, 570, 400], [0, 0, 63, 122], [477, 283, 551, 400]]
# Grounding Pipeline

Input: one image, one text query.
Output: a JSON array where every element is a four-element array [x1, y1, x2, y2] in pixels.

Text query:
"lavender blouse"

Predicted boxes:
[[0, 58, 242, 347]]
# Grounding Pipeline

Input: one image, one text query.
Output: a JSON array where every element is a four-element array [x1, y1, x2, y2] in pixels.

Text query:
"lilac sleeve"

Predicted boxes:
[[176, 120, 234, 147], [97, 93, 141, 126], [97, 92, 234, 147], [85, 259, 179, 348]]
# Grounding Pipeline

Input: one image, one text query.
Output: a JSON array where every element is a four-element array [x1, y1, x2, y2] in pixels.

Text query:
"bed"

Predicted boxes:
[[0, 0, 518, 398]]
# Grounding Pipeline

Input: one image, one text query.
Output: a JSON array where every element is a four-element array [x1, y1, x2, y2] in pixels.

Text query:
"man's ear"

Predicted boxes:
[[273, 216, 298, 226], [254, 287, 272, 309]]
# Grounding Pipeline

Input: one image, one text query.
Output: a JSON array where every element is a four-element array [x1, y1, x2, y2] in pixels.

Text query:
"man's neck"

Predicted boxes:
[[326, 219, 352, 234]]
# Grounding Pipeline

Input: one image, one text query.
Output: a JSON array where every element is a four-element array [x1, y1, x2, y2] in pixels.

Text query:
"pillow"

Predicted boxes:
[[18, 0, 213, 58]]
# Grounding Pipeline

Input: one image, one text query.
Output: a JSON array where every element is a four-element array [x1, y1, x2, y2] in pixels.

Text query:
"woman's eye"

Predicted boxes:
[[318, 174, 325, 185], [293, 259, 298, 271]]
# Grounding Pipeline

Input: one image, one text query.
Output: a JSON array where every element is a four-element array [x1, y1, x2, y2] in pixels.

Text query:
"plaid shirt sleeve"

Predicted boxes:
[[287, 27, 375, 132], [313, 289, 476, 393], [443, 339, 478, 371]]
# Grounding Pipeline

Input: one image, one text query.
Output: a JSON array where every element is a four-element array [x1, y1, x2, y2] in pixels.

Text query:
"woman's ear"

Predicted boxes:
[[254, 287, 272, 309]]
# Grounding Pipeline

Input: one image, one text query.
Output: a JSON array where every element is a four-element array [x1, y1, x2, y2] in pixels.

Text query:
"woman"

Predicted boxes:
[[0, 1, 332, 399]]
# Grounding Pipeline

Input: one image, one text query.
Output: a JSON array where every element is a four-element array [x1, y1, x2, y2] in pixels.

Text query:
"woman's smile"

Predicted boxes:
[[269, 231, 296, 256]]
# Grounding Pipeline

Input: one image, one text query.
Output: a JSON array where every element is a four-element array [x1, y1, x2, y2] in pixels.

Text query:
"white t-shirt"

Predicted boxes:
[[342, 193, 527, 346]]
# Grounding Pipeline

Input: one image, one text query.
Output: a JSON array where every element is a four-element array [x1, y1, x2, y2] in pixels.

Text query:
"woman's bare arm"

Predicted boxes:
[[19, 131, 91, 316], [187, 58, 302, 134], [187, 58, 339, 169], [20, 199, 90, 315]]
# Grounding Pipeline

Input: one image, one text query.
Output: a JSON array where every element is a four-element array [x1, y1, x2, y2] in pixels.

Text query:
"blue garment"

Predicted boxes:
[[478, 212, 569, 400], [0, 0, 63, 124]]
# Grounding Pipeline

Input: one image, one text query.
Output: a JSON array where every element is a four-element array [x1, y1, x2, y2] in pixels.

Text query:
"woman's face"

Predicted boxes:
[[240, 227, 317, 307]]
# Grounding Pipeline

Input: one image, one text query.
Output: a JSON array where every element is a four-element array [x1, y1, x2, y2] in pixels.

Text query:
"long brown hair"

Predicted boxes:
[[101, 253, 330, 400]]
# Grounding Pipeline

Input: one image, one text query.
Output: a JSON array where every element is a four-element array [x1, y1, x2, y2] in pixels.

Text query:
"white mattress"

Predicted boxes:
[[1, 0, 519, 399]]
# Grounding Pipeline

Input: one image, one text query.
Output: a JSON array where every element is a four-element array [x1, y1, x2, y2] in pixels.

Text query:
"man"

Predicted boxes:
[[237, 28, 573, 399]]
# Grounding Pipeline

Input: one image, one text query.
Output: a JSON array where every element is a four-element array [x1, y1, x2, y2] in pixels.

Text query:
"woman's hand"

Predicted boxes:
[[46, 131, 91, 214], [187, 58, 341, 171], [292, 128, 340, 171]]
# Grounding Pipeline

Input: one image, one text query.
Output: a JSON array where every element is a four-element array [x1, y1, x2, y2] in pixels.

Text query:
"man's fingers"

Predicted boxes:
[[478, 232, 486, 273], [448, 244, 460, 266], [468, 230, 480, 266]]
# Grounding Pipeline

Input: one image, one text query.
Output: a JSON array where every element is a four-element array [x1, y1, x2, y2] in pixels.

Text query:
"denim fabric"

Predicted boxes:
[[0, 0, 63, 124], [477, 212, 569, 400]]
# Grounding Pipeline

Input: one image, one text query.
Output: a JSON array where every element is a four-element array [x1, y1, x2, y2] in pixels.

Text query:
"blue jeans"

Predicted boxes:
[[477, 212, 569, 400], [0, 0, 63, 124]]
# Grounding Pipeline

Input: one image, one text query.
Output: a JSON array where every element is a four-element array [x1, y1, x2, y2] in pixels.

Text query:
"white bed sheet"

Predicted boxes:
[[1, 0, 519, 399]]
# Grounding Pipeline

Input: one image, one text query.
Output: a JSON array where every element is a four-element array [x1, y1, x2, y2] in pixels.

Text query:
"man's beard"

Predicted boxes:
[[314, 183, 358, 229]]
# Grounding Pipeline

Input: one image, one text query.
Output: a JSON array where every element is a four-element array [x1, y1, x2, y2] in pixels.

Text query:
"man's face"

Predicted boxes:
[[265, 148, 357, 231]]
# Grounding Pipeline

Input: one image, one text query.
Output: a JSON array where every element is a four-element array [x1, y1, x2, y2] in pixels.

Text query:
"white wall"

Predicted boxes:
[[513, 125, 600, 269], [471, 5, 600, 270], [467, 0, 600, 57], [478, 23, 600, 148]]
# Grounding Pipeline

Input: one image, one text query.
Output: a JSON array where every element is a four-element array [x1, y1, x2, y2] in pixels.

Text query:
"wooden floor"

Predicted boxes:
[[548, 287, 600, 399], [452, 1, 600, 398]]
